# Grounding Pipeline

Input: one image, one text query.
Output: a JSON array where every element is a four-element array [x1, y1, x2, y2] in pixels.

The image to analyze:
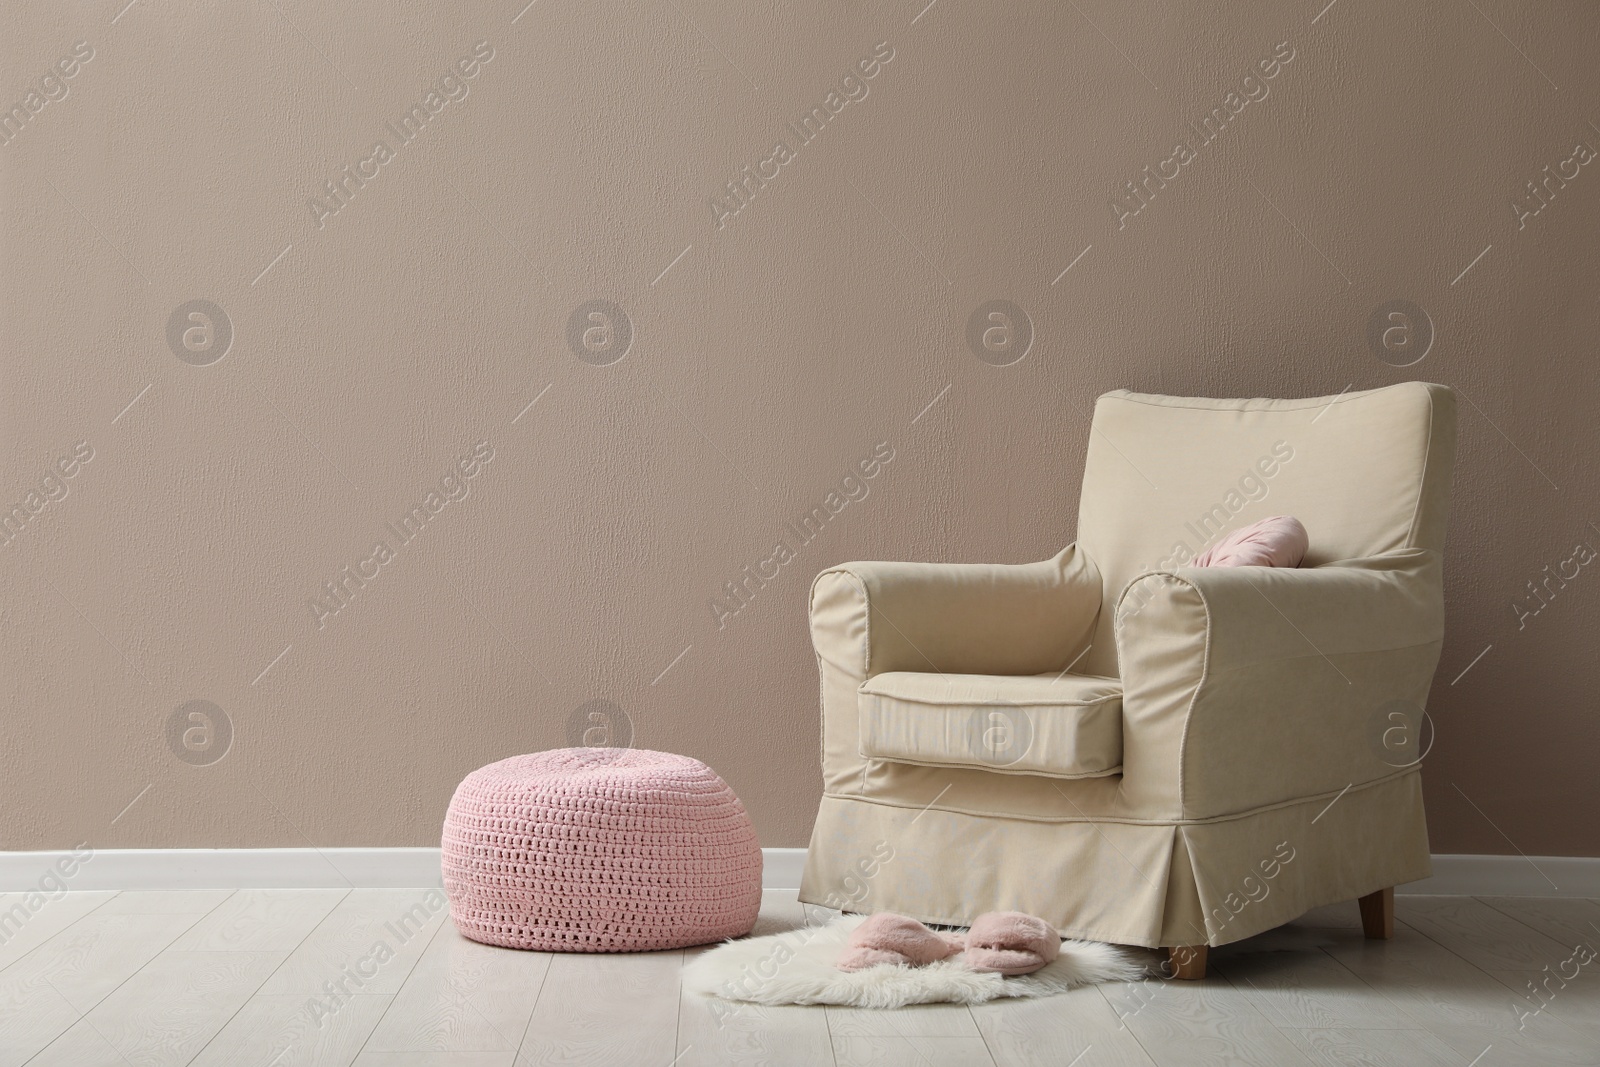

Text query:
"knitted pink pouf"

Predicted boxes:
[[441, 748, 762, 952]]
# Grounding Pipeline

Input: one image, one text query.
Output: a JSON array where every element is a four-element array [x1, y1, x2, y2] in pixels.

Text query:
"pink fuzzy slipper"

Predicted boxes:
[[963, 912, 1061, 976], [836, 913, 966, 972]]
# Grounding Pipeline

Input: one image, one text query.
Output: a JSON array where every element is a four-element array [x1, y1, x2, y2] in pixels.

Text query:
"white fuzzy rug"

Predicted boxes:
[[682, 914, 1152, 1009]]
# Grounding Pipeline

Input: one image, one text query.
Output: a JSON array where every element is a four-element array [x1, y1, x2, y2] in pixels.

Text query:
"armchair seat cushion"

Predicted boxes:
[[857, 671, 1123, 779]]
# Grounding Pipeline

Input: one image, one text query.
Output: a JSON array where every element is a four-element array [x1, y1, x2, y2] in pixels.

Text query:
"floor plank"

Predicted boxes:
[[1097, 977, 1318, 1066], [974, 985, 1156, 1066], [0, 975, 81, 1067], [0, 909, 202, 1013], [516, 950, 681, 1065], [832, 1036, 996, 1066], [827, 1002, 980, 1039], [675, 889, 838, 1067], [1212, 938, 1415, 1029], [1324, 917, 1599, 1066], [753, 888, 823, 938], [190, 992, 392, 1067], [1279, 1026, 1465, 1067], [1483, 962, 1600, 1042], [256, 888, 447, 996], [97, 890, 237, 915], [1398, 896, 1573, 971], [1477, 896, 1600, 951], [12, 1020, 129, 1067], [353, 1054, 516, 1066], [677, 986, 838, 1067], [168, 888, 348, 952], [0, 890, 116, 972], [829, 1005, 994, 1067], [362, 921, 550, 1054], [1288, 902, 1366, 931], [37, 949, 283, 1066], [3, 889, 1597, 1067]]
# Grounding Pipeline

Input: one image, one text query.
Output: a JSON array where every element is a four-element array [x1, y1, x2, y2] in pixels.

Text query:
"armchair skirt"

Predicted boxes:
[[804, 771, 1430, 949]]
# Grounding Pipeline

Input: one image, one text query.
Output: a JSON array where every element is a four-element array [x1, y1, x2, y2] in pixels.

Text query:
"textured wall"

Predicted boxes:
[[2, 0, 1596, 858]]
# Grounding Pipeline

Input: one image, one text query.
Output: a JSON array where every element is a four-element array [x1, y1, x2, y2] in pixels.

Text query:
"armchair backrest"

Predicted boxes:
[[1075, 382, 1457, 677]]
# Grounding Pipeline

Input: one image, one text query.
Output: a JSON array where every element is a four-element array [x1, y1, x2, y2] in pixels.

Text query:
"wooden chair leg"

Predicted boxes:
[[1167, 944, 1207, 980], [1359, 886, 1394, 939]]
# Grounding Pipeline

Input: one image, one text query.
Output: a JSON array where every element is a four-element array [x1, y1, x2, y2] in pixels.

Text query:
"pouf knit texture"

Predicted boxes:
[[442, 748, 763, 952]]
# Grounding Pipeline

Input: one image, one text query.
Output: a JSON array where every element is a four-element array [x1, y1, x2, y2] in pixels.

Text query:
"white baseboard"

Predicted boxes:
[[0, 846, 811, 893], [1399, 854, 1600, 898], [762, 847, 807, 890], [1, 848, 1592, 897], [0, 848, 445, 892]]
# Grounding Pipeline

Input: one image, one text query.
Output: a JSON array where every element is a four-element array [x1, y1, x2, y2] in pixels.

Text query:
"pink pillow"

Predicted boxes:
[[1192, 516, 1308, 568]]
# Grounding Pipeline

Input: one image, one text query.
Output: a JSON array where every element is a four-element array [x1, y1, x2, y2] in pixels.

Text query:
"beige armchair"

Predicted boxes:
[[799, 383, 1456, 978]]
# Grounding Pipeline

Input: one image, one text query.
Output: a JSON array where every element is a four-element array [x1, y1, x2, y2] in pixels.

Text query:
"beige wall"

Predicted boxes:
[[3, 0, 1596, 858]]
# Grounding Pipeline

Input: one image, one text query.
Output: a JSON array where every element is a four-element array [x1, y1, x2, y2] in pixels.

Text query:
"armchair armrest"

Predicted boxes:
[[1114, 549, 1445, 820], [812, 545, 1103, 679], [809, 545, 1103, 792]]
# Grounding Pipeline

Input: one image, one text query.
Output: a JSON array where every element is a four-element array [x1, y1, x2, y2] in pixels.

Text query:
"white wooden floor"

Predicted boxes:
[[0, 889, 1596, 1066]]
